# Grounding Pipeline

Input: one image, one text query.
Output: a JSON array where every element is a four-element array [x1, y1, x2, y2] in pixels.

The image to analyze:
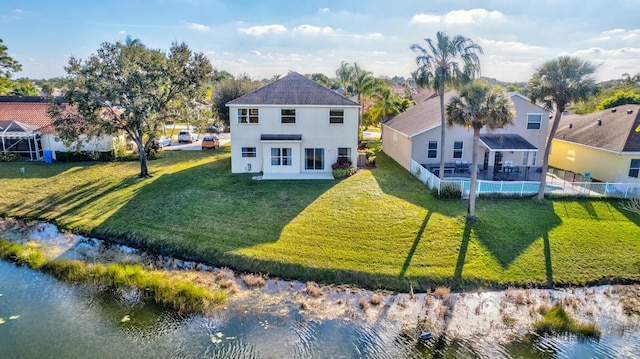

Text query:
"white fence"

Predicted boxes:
[[410, 160, 640, 199]]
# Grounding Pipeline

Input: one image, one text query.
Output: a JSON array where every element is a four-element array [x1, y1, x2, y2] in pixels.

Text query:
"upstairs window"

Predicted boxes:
[[428, 141, 438, 158], [527, 114, 542, 129], [453, 141, 463, 159], [281, 109, 296, 124], [329, 109, 344, 124], [238, 108, 259, 123], [629, 159, 640, 178]]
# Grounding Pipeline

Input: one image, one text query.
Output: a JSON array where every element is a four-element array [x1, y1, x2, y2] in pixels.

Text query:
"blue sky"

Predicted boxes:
[[2, 0, 640, 82]]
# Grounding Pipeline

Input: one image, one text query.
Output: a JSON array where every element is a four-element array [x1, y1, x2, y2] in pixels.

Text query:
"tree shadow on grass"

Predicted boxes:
[[399, 211, 432, 279]]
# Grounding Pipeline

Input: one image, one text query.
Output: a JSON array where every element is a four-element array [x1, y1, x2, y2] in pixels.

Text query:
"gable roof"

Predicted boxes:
[[226, 72, 360, 107], [384, 91, 545, 138], [0, 102, 56, 133], [383, 91, 456, 137], [553, 104, 640, 152]]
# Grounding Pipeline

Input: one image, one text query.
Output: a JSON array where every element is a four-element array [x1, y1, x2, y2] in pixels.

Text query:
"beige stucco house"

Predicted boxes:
[[382, 92, 550, 180], [549, 104, 640, 183], [226, 72, 360, 179]]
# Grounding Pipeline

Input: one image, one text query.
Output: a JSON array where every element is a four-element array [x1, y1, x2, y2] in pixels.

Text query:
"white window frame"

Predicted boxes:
[[242, 147, 257, 157], [329, 109, 344, 124], [526, 113, 542, 129], [453, 141, 463, 159], [428, 141, 438, 159], [281, 109, 296, 124], [521, 152, 529, 166], [629, 159, 640, 178], [532, 152, 537, 166], [238, 108, 259, 124], [337, 147, 351, 164], [271, 147, 292, 166], [305, 148, 325, 170]]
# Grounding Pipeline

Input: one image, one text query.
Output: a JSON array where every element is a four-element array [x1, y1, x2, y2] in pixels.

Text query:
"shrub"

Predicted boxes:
[[241, 273, 266, 288], [365, 155, 376, 168], [332, 161, 355, 178], [369, 294, 383, 306], [534, 304, 600, 338], [304, 282, 323, 297], [438, 183, 462, 199]]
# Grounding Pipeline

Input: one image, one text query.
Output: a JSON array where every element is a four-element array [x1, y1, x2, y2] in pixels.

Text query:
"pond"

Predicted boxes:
[[1, 219, 639, 358]]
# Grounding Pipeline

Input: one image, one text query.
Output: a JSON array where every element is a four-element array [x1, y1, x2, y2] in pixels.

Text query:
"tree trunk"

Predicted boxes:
[[537, 108, 563, 200], [438, 92, 446, 180], [467, 128, 481, 218], [132, 137, 150, 178]]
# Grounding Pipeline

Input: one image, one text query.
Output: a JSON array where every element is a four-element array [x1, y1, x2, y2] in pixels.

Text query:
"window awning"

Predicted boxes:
[[479, 134, 537, 152], [260, 134, 302, 141]]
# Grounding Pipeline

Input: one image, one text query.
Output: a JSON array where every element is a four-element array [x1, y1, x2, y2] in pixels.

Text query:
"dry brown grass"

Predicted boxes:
[[369, 294, 383, 306], [304, 282, 323, 297], [537, 303, 552, 315], [359, 297, 370, 311], [433, 287, 450, 300], [241, 273, 266, 288]]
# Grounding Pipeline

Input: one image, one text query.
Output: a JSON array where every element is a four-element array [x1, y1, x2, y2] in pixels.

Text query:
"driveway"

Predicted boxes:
[[163, 133, 230, 151]]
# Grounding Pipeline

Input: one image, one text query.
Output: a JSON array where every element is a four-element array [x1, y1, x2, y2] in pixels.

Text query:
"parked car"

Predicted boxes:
[[178, 130, 198, 143], [201, 134, 220, 150], [155, 135, 171, 148]]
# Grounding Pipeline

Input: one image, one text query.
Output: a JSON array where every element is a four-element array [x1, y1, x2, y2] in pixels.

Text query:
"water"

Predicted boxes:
[[1, 220, 639, 358]]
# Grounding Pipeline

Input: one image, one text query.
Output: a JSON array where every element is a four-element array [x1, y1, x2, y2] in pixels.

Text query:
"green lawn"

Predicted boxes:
[[1, 145, 639, 291]]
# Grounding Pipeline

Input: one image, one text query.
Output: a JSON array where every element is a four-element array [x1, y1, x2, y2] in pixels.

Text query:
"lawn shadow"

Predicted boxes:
[[0, 160, 99, 179], [399, 211, 432, 279], [95, 155, 339, 261]]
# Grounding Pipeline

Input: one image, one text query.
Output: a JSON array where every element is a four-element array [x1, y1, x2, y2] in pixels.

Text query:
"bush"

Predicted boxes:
[[332, 160, 355, 178], [54, 150, 115, 163], [438, 183, 462, 199]]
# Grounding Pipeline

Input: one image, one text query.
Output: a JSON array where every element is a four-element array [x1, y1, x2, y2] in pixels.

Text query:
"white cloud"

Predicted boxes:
[[249, 50, 262, 56], [478, 38, 545, 53], [592, 28, 640, 41], [205, 50, 215, 55], [411, 8, 506, 24], [238, 24, 287, 35], [187, 22, 210, 31], [293, 25, 334, 34], [319, 8, 330, 14], [222, 52, 232, 56], [119, 30, 127, 35]]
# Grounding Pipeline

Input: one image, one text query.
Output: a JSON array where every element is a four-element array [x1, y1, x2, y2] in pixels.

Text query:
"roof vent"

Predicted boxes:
[[569, 122, 573, 129], [611, 108, 617, 113], [597, 119, 602, 126], [627, 109, 634, 114]]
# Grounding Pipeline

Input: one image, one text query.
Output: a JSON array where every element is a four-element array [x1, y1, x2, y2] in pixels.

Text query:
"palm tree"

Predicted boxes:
[[526, 56, 598, 200], [336, 61, 353, 96], [351, 63, 381, 135], [411, 32, 483, 179], [446, 80, 514, 218]]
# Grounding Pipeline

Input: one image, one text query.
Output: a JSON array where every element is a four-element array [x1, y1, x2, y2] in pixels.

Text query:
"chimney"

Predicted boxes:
[[597, 119, 602, 126]]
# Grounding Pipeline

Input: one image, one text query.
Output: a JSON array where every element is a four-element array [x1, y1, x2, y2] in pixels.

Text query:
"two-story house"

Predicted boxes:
[[382, 92, 550, 180], [226, 72, 360, 179]]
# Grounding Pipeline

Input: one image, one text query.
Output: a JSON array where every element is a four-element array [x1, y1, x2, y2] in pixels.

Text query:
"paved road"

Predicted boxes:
[[162, 133, 230, 151]]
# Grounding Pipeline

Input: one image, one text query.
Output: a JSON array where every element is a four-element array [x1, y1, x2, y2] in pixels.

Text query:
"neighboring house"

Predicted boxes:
[[549, 104, 640, 183], [226, 72, 360, 179], [0, 96, 115, 161], [382, 92, 550, 180]]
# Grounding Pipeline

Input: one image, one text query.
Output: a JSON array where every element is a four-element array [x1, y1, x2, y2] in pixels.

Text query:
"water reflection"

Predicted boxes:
[[1, 219, 640, 358]]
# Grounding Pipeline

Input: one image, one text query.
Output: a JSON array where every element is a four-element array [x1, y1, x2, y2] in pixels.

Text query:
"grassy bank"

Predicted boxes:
[[0, 239, 226, 313], [1, 145, 639, 291]]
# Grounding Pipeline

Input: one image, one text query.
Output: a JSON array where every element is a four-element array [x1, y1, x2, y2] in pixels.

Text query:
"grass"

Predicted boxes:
[[534, 304, 600, 338], [1, 144, 640, 291], [0, 239, 226, 313]]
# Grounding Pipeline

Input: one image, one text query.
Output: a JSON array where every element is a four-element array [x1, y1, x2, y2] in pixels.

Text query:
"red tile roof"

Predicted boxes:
[[0, 102, 55, 133]]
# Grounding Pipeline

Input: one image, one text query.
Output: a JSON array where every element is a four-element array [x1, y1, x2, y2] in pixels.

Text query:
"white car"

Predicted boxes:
[[155, 136, 171, 148], [178, 130, 198, 143]]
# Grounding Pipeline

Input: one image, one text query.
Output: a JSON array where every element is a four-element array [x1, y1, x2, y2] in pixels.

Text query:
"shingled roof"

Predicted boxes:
[[554, 104, 640, 152], [383, 91, 456, 137], [227, 72, 360, 107]]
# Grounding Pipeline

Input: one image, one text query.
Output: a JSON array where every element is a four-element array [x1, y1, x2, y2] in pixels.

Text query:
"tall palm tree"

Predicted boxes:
[[336, 61, 353, 96], [411, 32, 483, 179], [446, 80, 514, 218], [351, 62, 381, 135], [526, 56, 598, 200]]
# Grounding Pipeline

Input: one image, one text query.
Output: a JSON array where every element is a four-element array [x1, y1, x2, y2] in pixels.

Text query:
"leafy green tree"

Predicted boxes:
[[50, 40, 213, 177], [310, 73, 334, 89], [211, 73, 262, 127], [411, 32, 483, 179], [526, 56, 598, 200], [0, 76, 12, 95], [446, 80, 514, 218], [0, 39, 21, 78], [351, 63, 382, 134], [596, 90, 640, 109], [11, 78, 38, 96]]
